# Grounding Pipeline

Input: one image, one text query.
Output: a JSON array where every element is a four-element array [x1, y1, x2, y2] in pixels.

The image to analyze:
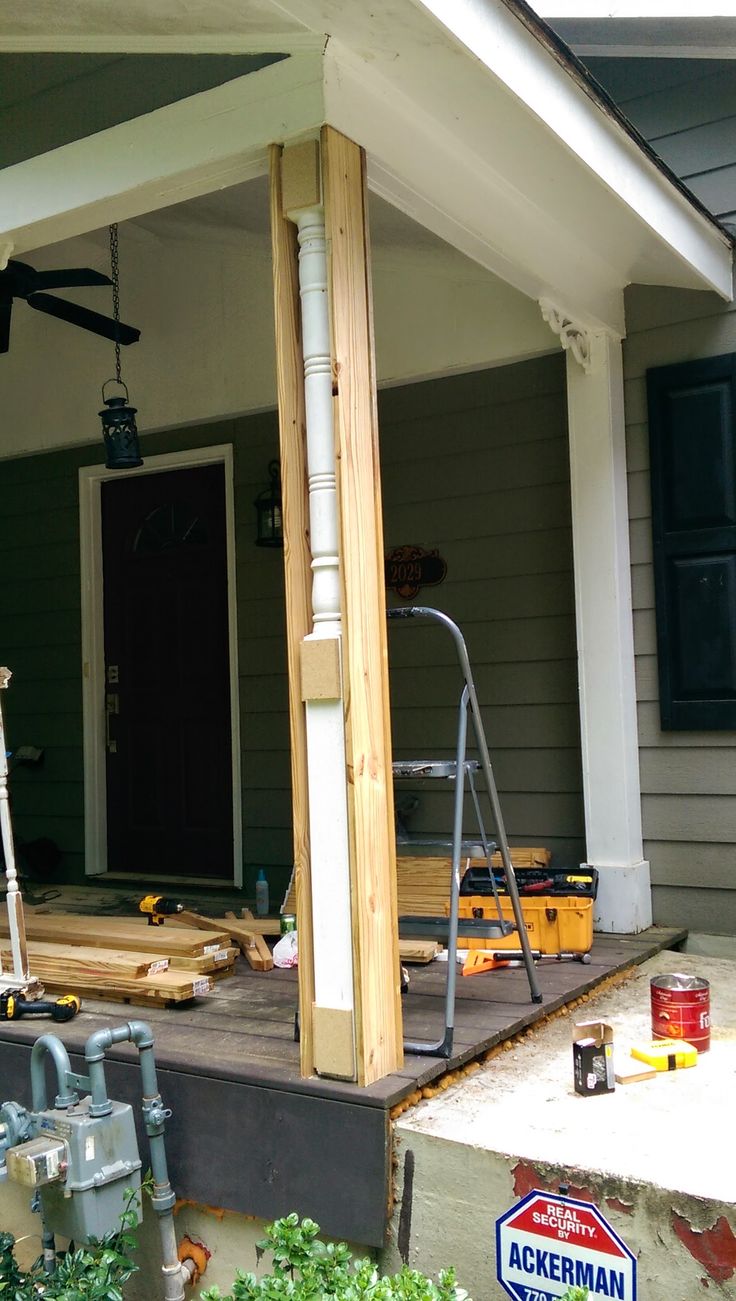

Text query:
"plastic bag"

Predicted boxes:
[[272, 930, 298, 968]]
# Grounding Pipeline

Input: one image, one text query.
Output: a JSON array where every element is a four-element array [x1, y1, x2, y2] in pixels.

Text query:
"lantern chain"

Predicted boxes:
[[109, 222, 122, 385]]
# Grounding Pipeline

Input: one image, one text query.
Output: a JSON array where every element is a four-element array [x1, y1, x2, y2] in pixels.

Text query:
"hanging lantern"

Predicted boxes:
[[254, 460, 283, 547], [99, 379, 142, 470], [98, 223, 143, 470]]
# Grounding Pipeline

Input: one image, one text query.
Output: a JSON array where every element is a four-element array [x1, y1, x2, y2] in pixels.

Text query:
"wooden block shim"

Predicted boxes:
[[281, 139, 321, 214], [300, 637, 341, 701], [398, 939, 442, 964], [312, 1004, 355, 1080]]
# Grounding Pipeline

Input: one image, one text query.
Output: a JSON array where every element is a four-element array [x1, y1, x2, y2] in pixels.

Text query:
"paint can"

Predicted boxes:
[[280, 913, 297, 935], [651, 973, 710, 1053]]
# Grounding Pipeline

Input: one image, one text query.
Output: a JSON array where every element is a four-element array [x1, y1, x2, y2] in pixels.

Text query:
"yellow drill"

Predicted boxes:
[[138, 895, 184, 926]]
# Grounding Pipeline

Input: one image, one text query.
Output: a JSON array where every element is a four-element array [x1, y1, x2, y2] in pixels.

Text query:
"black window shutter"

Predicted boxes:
[[647, 353, 736, 730]]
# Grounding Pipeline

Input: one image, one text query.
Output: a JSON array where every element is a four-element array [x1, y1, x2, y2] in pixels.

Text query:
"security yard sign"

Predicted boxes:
[[496, 1190, 636, 1301]]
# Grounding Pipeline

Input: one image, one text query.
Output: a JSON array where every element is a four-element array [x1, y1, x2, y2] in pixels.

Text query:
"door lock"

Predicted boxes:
[[105, 692, 119, 754], [106, 664, 120, 685]]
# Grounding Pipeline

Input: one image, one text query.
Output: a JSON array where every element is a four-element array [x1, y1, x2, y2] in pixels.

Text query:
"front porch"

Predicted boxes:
[[0, 887, 684, 1246]]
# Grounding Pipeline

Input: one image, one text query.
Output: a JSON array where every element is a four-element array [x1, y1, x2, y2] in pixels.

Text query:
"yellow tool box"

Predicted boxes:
[[456, 894, 593, 954]]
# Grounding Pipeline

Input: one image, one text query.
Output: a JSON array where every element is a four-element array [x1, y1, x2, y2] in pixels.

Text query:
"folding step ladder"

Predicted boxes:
[[388, 606, 543, 1058]]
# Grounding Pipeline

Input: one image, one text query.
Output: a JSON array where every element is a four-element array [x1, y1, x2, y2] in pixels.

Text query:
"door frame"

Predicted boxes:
[[79, 444, 242, 885]]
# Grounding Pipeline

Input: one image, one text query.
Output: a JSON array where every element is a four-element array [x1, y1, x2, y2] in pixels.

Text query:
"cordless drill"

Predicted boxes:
[[0, 990, 81, 1022]]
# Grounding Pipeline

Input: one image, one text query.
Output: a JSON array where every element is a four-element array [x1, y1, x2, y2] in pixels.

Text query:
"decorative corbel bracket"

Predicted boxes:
[[0, 242, 14, 272], [539, 298, 592, 373]]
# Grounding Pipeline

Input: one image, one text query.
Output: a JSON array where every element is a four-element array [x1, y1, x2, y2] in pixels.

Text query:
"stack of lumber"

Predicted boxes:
[[281, 847, 552, 918], [0, 906, 236, 1005]]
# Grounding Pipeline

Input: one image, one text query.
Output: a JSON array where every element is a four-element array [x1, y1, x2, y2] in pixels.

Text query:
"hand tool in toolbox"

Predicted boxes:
[[138, 894, 184, 925], [460, 865, 598, 897], [0, 990, 81, 1022]]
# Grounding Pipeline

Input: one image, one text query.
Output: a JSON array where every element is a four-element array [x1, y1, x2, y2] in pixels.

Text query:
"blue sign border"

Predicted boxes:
[[496, 1189, 637, 1301]]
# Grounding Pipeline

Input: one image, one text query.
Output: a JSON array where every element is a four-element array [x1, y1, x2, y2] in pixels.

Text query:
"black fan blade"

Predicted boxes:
[[0, 295, 11, 353], [28, 293, 140, 345], [29, 267, 111, 292]]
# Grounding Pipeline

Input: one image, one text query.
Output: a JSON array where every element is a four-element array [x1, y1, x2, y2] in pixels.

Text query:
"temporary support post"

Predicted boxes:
[[272, 133, 402, 1084], [564, 328, 652, 933], [269, 146, 316, 1075], [322, 126, 403, 1083]]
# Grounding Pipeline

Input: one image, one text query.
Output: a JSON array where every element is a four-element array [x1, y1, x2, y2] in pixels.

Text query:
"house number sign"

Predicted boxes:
[[385, 545, 447, 600]]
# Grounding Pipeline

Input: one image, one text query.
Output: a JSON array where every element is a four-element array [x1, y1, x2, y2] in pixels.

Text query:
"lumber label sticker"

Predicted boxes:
[[496, 1191, 636, 1301]]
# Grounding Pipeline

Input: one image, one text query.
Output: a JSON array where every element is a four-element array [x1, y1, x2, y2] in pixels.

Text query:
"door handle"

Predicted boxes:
[[105, 692, 119, 754]]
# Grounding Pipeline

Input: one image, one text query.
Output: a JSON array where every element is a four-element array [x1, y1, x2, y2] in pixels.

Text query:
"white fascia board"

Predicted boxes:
[[0, 52, 325, 255], [413, 0, 733, 299]]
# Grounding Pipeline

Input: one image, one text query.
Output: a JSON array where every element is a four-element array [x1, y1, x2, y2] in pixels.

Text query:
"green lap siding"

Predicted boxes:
[[0, 355, 584, 891]]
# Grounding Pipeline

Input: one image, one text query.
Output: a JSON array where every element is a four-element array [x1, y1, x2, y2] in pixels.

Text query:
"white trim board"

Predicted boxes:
[[78, 444, 243, 886]]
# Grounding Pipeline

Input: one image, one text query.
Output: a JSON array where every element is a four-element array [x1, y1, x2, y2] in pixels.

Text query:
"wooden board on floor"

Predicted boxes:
[[40, 966, 214, 1004], [0, 908, 230, 956], [0, 942, 169, 982]]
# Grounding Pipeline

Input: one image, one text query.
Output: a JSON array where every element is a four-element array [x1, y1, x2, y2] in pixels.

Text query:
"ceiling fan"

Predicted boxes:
[[0, 259, 140, 354]]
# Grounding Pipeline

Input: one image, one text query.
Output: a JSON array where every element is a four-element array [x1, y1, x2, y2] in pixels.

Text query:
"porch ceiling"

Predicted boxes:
[[0, 0, 731, 339]]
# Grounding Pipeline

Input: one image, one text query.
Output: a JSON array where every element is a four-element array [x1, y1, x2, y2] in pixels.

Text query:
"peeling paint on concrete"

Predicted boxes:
[[397, 1149, 415, 1265], [672, 1212, 736, 1284]]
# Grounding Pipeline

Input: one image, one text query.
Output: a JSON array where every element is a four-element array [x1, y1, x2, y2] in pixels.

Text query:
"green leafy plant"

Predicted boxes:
[[201, 1212, 469, 1301], [0, 1180, 147, 1300], [560, 1289, 589, 1301]]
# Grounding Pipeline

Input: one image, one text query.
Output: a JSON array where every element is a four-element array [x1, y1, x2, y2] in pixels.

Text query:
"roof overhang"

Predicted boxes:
[[0, 0, 730, 338], [531, 9, 736, 58]]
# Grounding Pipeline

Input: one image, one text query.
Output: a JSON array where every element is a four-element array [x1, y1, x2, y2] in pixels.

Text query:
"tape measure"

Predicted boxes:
[[630, 1039, 698, 1071]]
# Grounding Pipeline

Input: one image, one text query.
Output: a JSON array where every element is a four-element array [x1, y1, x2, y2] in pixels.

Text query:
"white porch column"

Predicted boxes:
[[544, 305, 651, 933]]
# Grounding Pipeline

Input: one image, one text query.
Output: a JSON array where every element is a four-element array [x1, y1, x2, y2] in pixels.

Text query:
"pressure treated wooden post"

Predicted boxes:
[[271, 133, 402, 1085], [268, 145, 316, 1075], [322, 126, 403, 1084]]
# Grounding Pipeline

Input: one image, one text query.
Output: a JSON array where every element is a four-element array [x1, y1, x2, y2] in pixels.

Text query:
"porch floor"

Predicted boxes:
[[0, 920, 685, 1246]]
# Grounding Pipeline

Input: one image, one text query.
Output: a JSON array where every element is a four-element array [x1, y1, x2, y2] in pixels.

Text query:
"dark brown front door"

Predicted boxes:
[[101, 463, 233, 877]]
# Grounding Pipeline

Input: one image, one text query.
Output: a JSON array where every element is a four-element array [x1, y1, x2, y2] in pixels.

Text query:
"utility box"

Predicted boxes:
[[36, 1098, 142, 1242]]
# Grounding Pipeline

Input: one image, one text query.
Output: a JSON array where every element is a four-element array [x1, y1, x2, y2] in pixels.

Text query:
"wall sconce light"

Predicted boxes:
[[254, 460, 283, 548]]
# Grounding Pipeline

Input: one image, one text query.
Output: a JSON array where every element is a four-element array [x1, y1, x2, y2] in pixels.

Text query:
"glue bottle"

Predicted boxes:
[[255, 869, 269, 917]]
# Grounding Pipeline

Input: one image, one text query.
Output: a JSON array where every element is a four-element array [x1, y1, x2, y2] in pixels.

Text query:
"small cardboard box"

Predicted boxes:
[[573, 1021, 615, 1096]]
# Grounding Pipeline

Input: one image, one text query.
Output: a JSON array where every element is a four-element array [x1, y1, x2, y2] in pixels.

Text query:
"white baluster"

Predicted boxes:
[[0, 668, 31, 986]]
